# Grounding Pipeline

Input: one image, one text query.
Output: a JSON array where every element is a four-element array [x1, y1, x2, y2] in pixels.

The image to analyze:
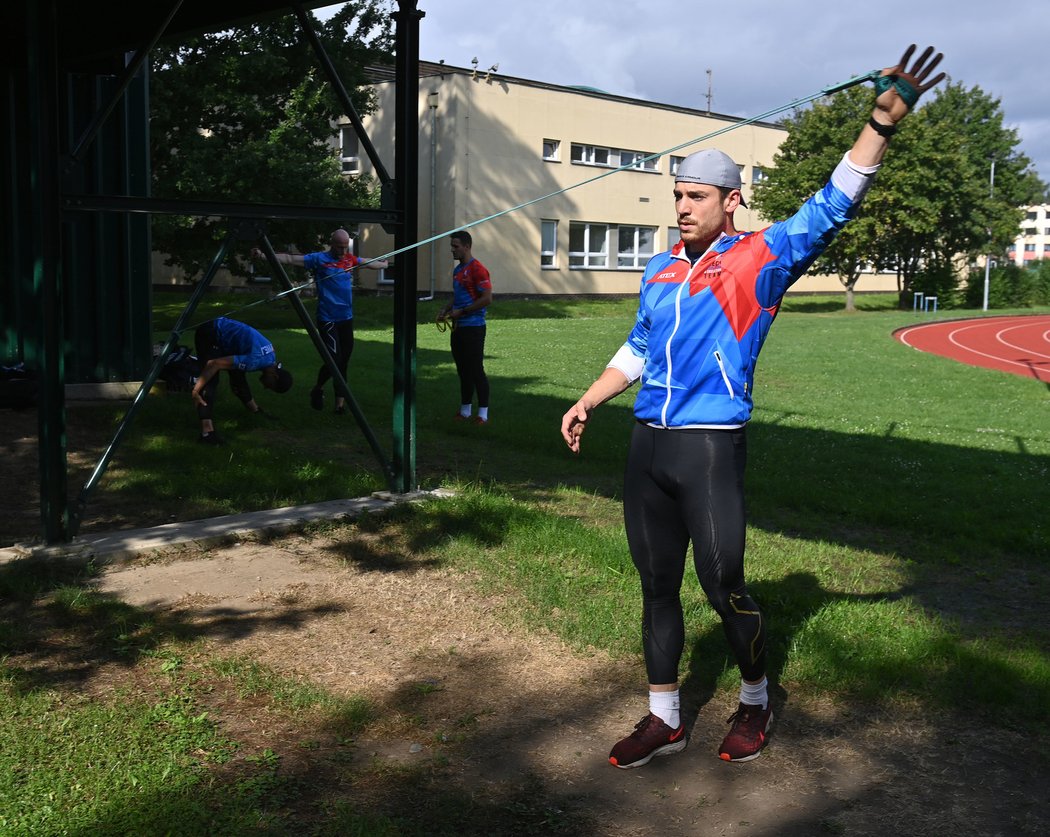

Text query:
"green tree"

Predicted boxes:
[[149, 2, 394, 278], [751, 81, 1045, 310]]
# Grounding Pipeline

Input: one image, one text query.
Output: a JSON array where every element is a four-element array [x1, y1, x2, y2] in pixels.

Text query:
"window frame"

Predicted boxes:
[[541, 219, 558, 268], [568, 221, 610, 268], [616, 224, 657, 269], [568, 221, 658, 270], [570, 142, 658, 172], [340, 125, 361, 175]]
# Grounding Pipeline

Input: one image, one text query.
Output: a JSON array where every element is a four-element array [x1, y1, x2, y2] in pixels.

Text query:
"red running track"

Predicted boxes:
[[894, 315, 1050, 384]]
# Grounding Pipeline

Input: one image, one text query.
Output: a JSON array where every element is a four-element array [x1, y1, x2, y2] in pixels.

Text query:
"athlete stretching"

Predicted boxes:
[[255, 229, 387, 415], [560, 46, 944, 767]]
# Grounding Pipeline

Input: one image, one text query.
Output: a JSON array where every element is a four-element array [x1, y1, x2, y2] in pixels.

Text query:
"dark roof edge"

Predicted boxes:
[[363, 60, 786, 132]]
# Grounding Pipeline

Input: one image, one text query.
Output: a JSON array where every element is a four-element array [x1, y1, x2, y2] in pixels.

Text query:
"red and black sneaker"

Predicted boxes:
[[718, 702, 773, 762], [608, 713, 687, 769]]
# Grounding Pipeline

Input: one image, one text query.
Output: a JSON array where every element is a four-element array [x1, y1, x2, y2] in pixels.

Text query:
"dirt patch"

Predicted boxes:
[[80, 533, 1048, 835]]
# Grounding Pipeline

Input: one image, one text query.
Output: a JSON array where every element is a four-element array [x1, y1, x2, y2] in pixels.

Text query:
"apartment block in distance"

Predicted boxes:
[[1006, 204, 1050, 266], [352, 61, 898, 298]]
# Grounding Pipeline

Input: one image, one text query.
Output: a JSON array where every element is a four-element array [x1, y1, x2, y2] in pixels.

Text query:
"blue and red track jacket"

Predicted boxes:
[[611, 154, 873, 428], [303, 250, 360, 323]]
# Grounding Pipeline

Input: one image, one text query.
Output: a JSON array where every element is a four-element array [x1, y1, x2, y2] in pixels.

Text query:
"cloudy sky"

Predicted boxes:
[[401, 0, 1048, 185]]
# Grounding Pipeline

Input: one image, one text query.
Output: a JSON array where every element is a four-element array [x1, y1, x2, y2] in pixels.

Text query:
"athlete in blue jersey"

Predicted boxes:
[[257, 229, 387, 414], [438, 231, 493, 424], [191, 317, 293, 445], [561, 46, 944, 768]]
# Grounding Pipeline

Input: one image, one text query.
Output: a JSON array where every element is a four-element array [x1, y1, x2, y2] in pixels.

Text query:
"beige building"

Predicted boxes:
[[353, 61, 898, 297], [1007, 204, 1050, 266]]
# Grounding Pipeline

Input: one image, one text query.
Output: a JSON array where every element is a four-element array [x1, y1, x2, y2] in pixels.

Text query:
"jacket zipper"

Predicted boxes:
[[713, 350, 736, 400]]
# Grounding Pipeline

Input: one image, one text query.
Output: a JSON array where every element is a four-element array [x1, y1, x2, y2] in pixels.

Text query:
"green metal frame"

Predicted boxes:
[[7, 0, 424, 543]]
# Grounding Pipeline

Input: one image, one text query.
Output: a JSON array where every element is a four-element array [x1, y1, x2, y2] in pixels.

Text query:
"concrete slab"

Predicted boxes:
[[0, 488, 455, 566]]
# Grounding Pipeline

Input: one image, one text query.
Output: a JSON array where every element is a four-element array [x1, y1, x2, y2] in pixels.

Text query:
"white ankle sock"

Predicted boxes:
[[739, 678, 768, 710], [459, 405, 472, 418], [649, 689, 680, 729], [477, 406, 489, 421]]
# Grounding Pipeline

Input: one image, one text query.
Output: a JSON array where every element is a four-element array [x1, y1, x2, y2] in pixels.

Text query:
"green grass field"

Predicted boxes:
[[2, 291, 1048, 834]]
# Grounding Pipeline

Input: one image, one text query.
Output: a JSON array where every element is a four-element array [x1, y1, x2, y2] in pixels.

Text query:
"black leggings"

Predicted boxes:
[[450, 325, 488, 408], [623, 423, 765, 685], [315, 319, 355, 392], [194, 321, 252, 421]]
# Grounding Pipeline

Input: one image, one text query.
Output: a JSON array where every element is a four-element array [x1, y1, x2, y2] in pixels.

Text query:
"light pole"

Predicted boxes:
[[982, 158, 996, 312]]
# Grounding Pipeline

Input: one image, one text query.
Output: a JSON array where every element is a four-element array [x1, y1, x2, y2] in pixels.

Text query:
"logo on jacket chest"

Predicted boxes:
[[691, 257, 723, 292]]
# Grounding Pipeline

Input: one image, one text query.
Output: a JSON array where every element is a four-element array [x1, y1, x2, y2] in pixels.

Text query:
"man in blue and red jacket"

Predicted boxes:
[[561, 45, 944, 768]]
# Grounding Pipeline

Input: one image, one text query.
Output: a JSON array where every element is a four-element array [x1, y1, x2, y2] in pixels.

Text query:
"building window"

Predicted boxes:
[[668, 226, 681, 249], [1026, 211, 1038, 220], [569, 222, 657, 269], [340, 126, 360, 174], [1024, 243, 1036, 252], [1045, 227, 1050, 235], [542, 139, 560, 161], [569, 222, 609, 268], [570, 143, 657, 171], [571, 143, 609, 166], [751, 166, 767, 185], [619, 150, 659, 172], [617, 225, 656, 268], [541, 220, 558, 267], [669, 155, 684, 176]]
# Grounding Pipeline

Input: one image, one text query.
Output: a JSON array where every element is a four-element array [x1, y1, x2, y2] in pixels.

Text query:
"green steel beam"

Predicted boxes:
[[27, 0, 69, 543], [390, 0, 422, 494]]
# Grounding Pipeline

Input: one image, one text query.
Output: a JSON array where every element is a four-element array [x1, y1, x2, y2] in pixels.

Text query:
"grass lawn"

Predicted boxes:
[[2, 291, 1048, 834]]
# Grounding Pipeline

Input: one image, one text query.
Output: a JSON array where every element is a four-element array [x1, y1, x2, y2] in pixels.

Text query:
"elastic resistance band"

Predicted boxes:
[[182, 68, 881, 335]]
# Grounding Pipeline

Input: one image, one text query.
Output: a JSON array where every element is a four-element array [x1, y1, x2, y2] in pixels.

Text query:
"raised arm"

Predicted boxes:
[[849, 44, 945, 168], [250, 247, 305, 267]]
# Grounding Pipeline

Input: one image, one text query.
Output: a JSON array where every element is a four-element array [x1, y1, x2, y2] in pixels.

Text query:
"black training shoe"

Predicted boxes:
[[197, 432, 224, 446], [609, 713, 687, 769], [310, 387, 324, 411], [718, 702, 773, 762]]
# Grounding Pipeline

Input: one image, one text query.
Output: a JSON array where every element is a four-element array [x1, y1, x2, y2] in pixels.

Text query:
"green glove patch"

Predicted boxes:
[[874, 74, 920, 109]]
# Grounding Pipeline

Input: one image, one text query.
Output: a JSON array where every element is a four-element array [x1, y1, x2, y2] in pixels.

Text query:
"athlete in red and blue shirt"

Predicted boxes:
[[439, 231, 493, 424], [561, 45, 945, 769]]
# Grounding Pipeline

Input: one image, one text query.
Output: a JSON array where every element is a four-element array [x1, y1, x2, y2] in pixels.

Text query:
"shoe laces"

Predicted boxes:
[[726, 706, 745, 725], [630, 713, 661, 737], [725, 704, 763, 729]]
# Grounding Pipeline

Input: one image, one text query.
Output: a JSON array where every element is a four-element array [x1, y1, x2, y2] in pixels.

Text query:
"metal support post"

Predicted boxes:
[[391, 0, 423, 494]]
